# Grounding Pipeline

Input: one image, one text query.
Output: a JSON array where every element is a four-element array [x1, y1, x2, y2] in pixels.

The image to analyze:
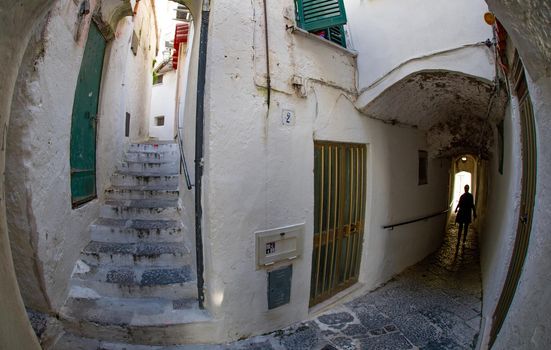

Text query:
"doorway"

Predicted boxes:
[[311, 141, 367, 306], [70, 22, 106, 207], [452, 170, 472, 209]]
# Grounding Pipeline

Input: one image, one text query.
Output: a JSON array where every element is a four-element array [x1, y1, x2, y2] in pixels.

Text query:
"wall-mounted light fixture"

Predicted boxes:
[[484, 12, 496, 26]]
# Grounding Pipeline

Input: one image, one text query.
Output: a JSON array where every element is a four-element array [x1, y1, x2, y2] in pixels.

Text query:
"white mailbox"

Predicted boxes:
[[255, 223, 304, 268]]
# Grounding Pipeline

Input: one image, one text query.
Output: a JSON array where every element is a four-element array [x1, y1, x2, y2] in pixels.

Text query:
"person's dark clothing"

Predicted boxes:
[[456, 192, 475, 224]]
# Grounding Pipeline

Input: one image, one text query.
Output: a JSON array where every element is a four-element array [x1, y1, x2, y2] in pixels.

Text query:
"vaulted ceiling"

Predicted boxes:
[[361, 70, 507, 159]]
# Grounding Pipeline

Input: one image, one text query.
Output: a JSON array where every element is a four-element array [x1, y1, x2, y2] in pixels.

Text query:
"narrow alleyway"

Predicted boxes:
[[218, 220, 482, 350], [62, 219, 482, 349]]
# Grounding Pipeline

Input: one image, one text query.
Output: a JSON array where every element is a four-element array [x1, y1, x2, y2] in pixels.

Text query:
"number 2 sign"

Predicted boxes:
[[281, 109, 296, 126]]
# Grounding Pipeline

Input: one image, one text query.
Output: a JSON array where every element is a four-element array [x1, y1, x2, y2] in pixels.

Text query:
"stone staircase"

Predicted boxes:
[[56, 142, 211, 348]]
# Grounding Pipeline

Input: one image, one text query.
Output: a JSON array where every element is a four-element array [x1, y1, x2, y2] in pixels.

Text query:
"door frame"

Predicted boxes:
[[310, 141, 367, 306], [489, 51, 538, 347]]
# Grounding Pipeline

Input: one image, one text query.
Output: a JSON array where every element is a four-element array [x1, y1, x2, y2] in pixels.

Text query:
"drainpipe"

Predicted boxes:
[[262, 0, 271, 107], [133, 0, 141, 16], [195, 0, 210, 310]]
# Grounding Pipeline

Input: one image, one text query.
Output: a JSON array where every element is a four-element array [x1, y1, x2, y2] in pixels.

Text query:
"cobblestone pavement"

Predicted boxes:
[[203, 221, 482, 350]]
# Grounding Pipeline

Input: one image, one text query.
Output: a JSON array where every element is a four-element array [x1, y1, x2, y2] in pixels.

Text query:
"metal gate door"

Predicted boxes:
[[489, 51, 537, 346], [311, 142, 366, 306], [70, 23, 106, 206]]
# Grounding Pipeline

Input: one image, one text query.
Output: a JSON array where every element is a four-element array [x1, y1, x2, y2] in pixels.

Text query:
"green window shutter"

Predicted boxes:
[[296, 0, 347, 32], [326, 25, 346, 47]]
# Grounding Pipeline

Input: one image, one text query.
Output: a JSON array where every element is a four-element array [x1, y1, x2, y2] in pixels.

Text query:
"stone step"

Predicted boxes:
[[128, 142, 179, 153], [54, 333, 221, 350], [118, 161, 179, 176], [54, 333, 165, 350], [125, 150, 179, 163], [91, 218, 184, 243], [105, 187, 179, 201], [81, 241, 192, 267], [60, 296, 213, 345], [111, 174, 179, 188], [99, 201, 180, 220], [70, 262, 196, 300]]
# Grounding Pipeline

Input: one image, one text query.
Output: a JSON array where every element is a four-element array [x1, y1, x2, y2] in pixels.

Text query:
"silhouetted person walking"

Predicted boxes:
[[455, 184, 476, 245]]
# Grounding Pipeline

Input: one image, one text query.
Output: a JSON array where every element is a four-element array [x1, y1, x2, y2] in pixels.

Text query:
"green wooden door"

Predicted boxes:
[[70, 23, 106, 206]]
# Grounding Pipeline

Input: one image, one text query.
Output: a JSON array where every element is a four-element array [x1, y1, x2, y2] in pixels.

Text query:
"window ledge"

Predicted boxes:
[[288, 26, 358, 58]]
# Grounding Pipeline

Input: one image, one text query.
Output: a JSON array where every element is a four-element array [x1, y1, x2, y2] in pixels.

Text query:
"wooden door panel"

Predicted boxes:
[[70, 23, 106, 206]]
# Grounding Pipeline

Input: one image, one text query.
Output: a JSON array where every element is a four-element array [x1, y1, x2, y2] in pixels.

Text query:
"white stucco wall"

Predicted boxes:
[[197, 0, 450, 341], [344, 0, 495, 109], [7, 0, 106, 311], [485, 71, 551, 350], [180, 15, 200, 250], [494, 72, 551, 350], [0, 0, 53, 347], [5, 0, 157, 315], [149, 69, 177, 140], [478, 102, 521, 346], [0, 0, 548, 349], [124, 0, 157, 141]]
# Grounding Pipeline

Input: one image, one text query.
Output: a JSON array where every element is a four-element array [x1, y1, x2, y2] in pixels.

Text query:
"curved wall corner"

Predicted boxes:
[[355, 46, 495, 112], [0, 0, 56, 348]]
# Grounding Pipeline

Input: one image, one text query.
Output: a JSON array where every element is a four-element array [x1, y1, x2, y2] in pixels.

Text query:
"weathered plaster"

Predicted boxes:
[[0, 0, 56, 347], [150, 69, 177, 140], [364, 71, 494, 129], [478, 102, 521, 348], [124, 0, 157, 141], [360, 70, 509, 159], [6, 0, 157, 323], [0, 0, 549, 348], [97, 0, 132, 35], [6, 0, 107, 313], [486, 67, 551, 350], [474, 2, 551, 347], [196, 0, 450, 341], [486, 0, 551, 80], [346, 0, 494, 110]]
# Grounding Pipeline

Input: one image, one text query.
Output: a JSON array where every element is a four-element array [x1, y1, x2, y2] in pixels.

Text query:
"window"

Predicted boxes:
[[125, 112, 131, 137], [295, 0, 348, 48], [154, 116, 165, 126], [418, 150, 428, 185]]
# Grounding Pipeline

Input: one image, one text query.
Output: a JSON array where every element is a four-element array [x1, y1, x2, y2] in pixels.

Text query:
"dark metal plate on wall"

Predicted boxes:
[[268, 265, 292, 309]]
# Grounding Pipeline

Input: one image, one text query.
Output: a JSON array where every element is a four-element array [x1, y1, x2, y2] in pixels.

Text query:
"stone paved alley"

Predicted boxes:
[[62, 218, 482, 350], [217, 219, 482, 350]]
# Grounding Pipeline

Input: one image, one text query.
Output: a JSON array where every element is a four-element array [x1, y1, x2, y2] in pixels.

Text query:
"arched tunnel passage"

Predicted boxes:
[[361, 70, 508, 160]]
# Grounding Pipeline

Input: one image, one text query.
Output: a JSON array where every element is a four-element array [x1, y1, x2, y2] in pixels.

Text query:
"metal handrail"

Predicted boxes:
[[382, 208, 450, 230], [177, 128, 193, 190]]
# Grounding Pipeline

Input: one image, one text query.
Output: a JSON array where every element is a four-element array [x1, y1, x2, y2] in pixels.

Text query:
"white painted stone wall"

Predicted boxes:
[[123, 0, 157, 141], [180, 15, 199, 250], [475, 1, 551, 345], [197, 0, 450, 341], [0, 1, 548, 349], [0, 0, 54, 346], [149, 69, 177, 140], [344, 0, 495, 109], [148, 0, 180, 141], [5, 0, 158, 315], [496, 72, 551, 350], [478, 102, 521, 346]]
